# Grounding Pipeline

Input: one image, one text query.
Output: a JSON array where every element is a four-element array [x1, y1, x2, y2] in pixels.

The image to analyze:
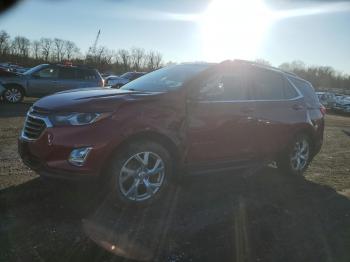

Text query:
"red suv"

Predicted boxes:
[[18, 60, 325, 206]]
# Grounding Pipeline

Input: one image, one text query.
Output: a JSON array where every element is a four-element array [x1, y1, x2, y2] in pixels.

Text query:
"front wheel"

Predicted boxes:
[[108, 141, 173, 207], [3, 86, 24, 103], [277, 134, 311, 176]]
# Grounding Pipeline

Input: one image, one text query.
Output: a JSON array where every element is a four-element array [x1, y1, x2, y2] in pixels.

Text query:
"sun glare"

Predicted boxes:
[[200, 0, 274, 62]]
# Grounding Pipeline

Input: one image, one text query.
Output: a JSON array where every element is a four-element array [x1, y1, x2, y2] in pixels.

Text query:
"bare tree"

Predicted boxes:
[[64, 40, 79, 60], [154, 51, 163, 69], [146, 50, 162, 71], [130, 47, 145, 71], [54, 38, 65, 62], [40, 38, 52, 62], [0, 30, 10, 55], [31, 40, 41, 60], [117, 49, 130, 71], [12, 36, 30, 57]]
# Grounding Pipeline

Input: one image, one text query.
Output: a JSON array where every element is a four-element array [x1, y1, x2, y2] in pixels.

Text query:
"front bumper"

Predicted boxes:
[[18, 138, 102, 180], [18, 118, 120, 180]]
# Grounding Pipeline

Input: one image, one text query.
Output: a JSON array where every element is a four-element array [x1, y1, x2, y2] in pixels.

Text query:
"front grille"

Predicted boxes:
[[22, 107, 51, 140], [23, 115, 46, 139]]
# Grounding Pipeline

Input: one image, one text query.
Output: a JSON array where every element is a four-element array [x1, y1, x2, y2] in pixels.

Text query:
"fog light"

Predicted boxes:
[[69, 147, 92, 166]]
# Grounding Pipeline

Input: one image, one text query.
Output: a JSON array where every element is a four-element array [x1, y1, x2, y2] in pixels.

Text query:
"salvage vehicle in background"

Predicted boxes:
[[18, 60, 325, 206], [106, 71, 146, 88], [333, 95, 350, 114], [0, 64, 104, 103], [316, 92, 336, 109]]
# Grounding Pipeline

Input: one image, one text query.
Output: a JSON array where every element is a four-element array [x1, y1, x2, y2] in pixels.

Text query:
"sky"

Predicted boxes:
[[1, 0, 350, 73]]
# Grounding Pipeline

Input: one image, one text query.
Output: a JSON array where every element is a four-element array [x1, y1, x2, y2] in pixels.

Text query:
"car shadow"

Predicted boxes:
[[0, 99, 35, 117], [1, 167, 350, 262]]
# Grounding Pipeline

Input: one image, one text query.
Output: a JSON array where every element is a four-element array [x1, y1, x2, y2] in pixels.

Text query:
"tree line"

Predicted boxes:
[[255, 59, 350, 93], [0, 30, 163, 74], [1, 30, 349, 92]]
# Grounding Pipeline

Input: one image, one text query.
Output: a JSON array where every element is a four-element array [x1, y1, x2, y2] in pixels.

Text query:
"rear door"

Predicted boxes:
[[56, 67, 78, 92], [186, 63, 257, 164], [27, 65, 59, 97], [247, 67, 304, 156], [76, 69, 101, 88]]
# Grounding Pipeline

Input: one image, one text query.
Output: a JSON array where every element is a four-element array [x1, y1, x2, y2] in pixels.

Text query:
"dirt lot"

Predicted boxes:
[[1, 100, 350, 262]]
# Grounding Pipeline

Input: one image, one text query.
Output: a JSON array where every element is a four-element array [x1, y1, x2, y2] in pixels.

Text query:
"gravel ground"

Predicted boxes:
[[1, 100, 350, 262]]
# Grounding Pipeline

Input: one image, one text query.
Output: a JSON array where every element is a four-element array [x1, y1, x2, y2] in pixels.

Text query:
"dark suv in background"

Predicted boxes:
[[1, 64, 104, 103], [18, 60, 325, 206]]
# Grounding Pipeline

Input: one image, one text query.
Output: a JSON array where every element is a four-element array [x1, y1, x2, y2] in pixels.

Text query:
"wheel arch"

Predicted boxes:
[[102, 130, 181, 176], [293, 126, 317, 156], [3, 83, 26, 96]]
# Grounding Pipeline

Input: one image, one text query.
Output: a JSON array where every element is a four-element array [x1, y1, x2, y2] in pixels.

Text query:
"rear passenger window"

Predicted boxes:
[[76, 69, 97, 80], [199, 70, 246, 101], [59, 67, 76, 79], [250, 68, 285, 100], [288, 77, 319, 107]]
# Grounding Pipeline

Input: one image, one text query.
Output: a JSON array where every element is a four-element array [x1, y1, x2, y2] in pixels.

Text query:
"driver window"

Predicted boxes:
[[37, 67, 59, 78]]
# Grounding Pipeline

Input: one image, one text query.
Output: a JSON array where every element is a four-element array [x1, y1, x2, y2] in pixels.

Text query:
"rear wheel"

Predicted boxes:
[[277, 134, 311, 176], [3, 86, 24, 103], [108, 141, 173, 207]]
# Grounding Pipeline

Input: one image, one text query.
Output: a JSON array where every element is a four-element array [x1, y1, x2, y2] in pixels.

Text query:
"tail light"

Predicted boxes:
[[100, 79, 105, 87], [320, 105, 326, 115]]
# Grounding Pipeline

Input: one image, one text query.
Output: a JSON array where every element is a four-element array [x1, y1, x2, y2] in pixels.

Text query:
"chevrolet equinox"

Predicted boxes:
[[18, 60, 325, 206]]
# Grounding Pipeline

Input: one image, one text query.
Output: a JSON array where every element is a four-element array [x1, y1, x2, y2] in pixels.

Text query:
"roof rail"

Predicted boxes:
[[232, 59, 297, 76]]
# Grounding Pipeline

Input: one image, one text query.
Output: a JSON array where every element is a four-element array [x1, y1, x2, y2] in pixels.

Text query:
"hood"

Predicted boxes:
[[34, 87, 160, 112]]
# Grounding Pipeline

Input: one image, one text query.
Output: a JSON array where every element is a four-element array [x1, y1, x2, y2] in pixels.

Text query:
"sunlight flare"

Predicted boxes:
[[200, 0, 274, 61]]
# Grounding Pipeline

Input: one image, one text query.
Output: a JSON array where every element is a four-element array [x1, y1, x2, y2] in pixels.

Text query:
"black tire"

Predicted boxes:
[[277, 134, 312, 176], [107, 140, 173, 207], [3, 85, 24, 103]]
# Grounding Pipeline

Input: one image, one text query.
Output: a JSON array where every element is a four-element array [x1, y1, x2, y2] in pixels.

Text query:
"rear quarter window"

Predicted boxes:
[[288, 77, 319, 107], [283, 78, 299, 99]]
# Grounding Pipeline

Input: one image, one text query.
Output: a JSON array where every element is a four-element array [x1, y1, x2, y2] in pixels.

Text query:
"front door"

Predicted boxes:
[[186, 64, 257, 165], [27, 66, 59, 97]]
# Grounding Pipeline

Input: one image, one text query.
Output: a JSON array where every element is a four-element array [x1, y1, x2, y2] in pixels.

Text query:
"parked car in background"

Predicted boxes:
[[107, 71, 146, 88], [104, 75, 119, 85], [0, 64, 105, 103], [0, 68, 20, 78], [0, 62, 29, 73], [18, 60, 324, 206], [316, 92, 336, 109], [333, 95, 350, 113]]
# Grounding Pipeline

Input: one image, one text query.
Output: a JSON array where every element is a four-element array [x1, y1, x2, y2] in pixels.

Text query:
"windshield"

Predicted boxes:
[[23, 64, 48, 75], [121, 64, 211, 92]]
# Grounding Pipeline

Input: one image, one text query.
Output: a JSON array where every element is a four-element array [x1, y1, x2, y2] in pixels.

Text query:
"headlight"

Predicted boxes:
[[50, 112, 106, 126]]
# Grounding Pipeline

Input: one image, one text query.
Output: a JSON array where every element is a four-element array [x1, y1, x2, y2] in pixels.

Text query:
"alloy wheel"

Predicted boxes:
[[118, 151, 165, 201], [4, 88, 22, 103], [290, 138, 310, 171]]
